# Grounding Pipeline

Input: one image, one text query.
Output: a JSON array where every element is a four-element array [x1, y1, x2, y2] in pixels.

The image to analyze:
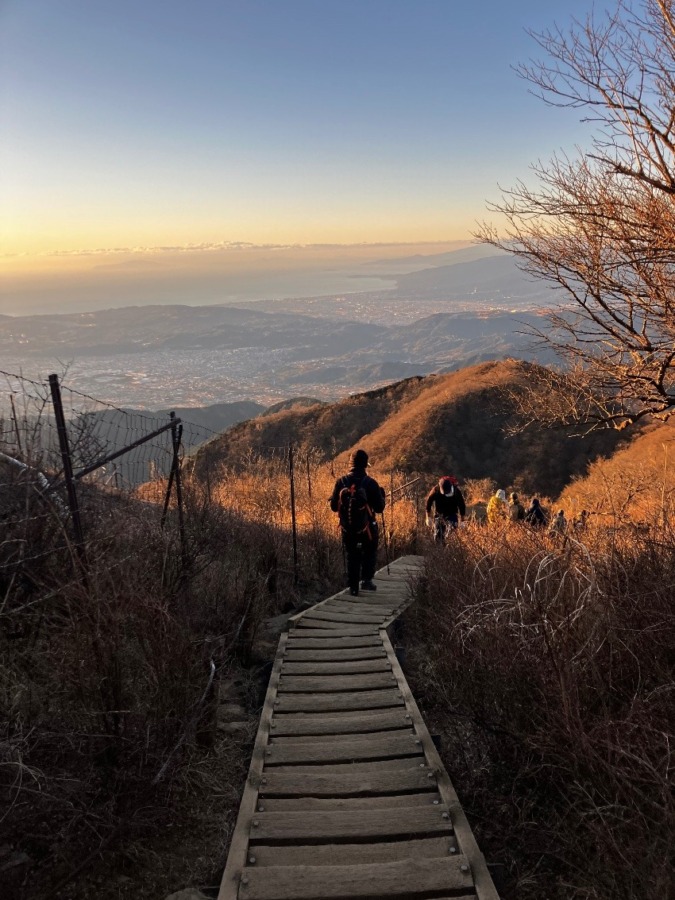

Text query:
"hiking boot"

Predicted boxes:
[[360, 580, 377, 591], [349, 587, 359, 596]]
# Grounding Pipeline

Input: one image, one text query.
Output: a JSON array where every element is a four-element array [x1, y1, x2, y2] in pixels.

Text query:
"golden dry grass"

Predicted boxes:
[[405, 520, 674, 900]]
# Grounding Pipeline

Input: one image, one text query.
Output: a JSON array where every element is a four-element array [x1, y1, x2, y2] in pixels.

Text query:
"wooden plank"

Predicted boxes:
[[258, 767, 437, 796], [284, 647, 387, 661], [266, 757, 426, 775], [272, 727, 415, 747], [292, 623, 380, 635], [339, 599, 404, 609], [321, 601, 397, 613], [269, 729, 414, 747], [294, 620, 362, 631], [307, 600, 390, 613], [270, 723, 415, 747], [277, 672, 398, 692], [271, 710, 411, 735], [300, 609, 386, 625], [249, 836, 455, 867], [280, 659, 392, 674], [275, 689, 404, 712], [264, 734, 420, 764], [295, 617, 364, 630], [285, 635, 382, 648], [237, 856, 474, 899], [248, 806, 452, 842], [258, 792, 443, 812]]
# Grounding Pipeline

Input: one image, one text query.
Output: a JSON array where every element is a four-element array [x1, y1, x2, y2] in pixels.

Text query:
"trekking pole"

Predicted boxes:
[[380, 510, 391, 574]]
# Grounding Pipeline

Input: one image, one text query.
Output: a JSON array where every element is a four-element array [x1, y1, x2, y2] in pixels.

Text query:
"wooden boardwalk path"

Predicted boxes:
[[218, 556, 498, 900]]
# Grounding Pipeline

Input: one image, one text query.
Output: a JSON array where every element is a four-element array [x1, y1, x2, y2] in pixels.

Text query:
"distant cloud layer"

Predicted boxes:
[[2, 239, 463, 261]]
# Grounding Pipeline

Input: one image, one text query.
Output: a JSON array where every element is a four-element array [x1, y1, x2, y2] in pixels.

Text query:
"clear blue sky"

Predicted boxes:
[[0, 0, 603, 313]]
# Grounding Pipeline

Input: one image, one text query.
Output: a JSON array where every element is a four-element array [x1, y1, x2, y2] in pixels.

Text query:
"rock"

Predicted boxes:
[[217, 679, 237, 701], [165, 890, 209, 900], [217, 721, 250, 735], [294, 600, 316, 613], [218, 703, 246, 721], [0, 851, 31, 872], [262, 612, 294, 637]]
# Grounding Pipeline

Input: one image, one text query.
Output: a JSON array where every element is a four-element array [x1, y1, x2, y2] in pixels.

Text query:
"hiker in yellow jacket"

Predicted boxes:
[[486, 489, 508, 524]]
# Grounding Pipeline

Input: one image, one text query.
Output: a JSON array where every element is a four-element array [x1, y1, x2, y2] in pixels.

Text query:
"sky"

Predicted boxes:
[[0, 0, 603, 314]]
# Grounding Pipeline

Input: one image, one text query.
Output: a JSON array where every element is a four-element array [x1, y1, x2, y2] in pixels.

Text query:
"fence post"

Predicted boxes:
[[389, 470, 395, 561], [170, 412, 188, 570], [289, 442, 299, 585], [48, 373, 86, 562], [9, 394, 23, 458]]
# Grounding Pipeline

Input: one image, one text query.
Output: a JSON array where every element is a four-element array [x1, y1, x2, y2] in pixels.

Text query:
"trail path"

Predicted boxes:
[[218, 555, 498, 900]]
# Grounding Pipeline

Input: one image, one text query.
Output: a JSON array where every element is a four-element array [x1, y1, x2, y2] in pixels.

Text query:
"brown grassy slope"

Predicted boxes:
[[559, 419, 675, 523], [192, 360, 630, 495], [191, 375, 429, 472], [340, 359, 527, 472]]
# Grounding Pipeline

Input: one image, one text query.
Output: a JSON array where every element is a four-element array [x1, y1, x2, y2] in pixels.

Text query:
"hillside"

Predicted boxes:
[[559, 419, 675, 522], [192, 360, 629, 496], [191, 375, 430, 476]]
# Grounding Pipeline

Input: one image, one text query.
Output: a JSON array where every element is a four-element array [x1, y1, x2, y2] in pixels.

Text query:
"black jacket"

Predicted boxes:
[[330, 467, 386, 515], [426, 485, 466, 519], [525, 502, 547, 526]]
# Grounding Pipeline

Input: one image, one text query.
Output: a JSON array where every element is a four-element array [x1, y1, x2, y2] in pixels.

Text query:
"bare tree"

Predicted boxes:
[[478, 0, 675, 430]]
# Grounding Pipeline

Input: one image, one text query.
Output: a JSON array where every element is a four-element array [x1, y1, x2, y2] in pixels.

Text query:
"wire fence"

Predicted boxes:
[[0, 369, 429, 594], [0, 370, 219, 580]]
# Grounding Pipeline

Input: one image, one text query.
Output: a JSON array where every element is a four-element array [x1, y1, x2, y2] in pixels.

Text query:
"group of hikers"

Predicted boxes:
[[424, 481, 586, 538], [330, 448, 588, 596]]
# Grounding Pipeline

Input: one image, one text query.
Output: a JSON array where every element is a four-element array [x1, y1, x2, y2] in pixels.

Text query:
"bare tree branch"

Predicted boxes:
[[478, 0, 675, 430]]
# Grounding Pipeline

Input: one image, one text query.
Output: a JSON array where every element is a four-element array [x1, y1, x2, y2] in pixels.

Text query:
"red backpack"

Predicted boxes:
[[337, 478, 373, 538]]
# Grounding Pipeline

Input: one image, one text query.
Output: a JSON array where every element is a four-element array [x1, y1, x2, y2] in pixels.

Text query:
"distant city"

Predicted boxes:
[[1, 249, 557, 411]]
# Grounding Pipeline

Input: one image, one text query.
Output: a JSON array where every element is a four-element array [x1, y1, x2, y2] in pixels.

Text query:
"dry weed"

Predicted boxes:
[[406, 521, 674, 900]]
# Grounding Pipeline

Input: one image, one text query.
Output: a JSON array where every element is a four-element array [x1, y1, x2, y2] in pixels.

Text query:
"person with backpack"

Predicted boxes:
[[425, 475, 466, 542], [549, 509, 568, 537], [509, 491, 525, 522], [524, 497, 547, 528], [330, 449, 386, 596]]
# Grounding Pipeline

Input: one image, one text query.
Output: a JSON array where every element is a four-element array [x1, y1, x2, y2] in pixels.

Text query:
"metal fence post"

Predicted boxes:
[[48, 373, 86, 562], [289, 442, 299, 585], [170, 412, 188, 570]]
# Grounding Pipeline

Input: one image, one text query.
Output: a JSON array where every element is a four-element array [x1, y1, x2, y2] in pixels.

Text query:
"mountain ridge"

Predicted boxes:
[[192, 360, 629, 496]]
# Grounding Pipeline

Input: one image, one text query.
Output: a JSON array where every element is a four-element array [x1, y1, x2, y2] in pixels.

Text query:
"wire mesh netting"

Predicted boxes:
[[0, 371, 221, 581]]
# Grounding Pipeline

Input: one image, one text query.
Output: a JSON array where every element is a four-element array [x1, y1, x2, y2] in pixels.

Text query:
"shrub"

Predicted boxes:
[[405, 522, 674, 899]]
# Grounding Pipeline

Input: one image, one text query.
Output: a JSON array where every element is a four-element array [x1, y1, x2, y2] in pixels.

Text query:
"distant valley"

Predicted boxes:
[[0, 247, 559, 410]]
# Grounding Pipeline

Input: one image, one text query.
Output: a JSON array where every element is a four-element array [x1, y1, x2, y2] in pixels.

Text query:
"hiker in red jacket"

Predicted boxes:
[[425, 475, 466, 542], [330, 449, 386, 596]]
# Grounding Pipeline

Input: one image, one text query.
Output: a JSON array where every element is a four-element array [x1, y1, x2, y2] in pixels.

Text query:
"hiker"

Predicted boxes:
[[549, 509, 568, 536], [573, 509, 589, 531], [509, 491, 525, 522], [524, 497, 547, 528], [330, 449, 386, 596], [425, 475, 466, 542], [486, 489, 508, 524]]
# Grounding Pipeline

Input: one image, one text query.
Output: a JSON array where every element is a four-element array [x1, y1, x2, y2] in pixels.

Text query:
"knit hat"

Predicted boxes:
[[439, 477, 456, 495], [496, 489, 507, 502], [351, 449, 370, 468]]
